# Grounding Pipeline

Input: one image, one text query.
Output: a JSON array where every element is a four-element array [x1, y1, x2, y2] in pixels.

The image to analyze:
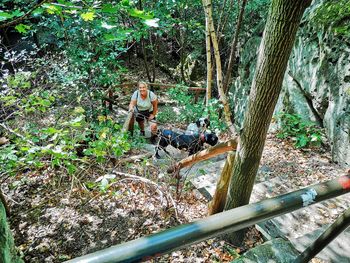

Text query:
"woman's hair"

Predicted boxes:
[[138, 81, 148, 89]]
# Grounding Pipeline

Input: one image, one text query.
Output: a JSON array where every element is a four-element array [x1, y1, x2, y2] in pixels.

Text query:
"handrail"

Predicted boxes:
[[294, 206, 350, 263], [65, 175, 350, 263]]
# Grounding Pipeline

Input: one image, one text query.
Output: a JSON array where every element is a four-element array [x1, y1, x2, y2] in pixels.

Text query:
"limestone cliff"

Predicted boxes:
[[233, 2, 350, 167]]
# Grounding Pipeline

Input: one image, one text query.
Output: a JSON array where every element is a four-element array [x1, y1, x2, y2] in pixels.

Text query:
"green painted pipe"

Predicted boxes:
[[66, 175, 350, 263]]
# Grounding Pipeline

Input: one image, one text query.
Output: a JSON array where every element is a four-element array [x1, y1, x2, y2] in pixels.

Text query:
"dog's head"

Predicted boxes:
[[204, 131, 218, 146], [196, 117, 210, 129]]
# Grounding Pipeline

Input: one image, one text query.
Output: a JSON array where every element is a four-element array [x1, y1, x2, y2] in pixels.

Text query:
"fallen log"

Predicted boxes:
[[167, 137, 238, 173]]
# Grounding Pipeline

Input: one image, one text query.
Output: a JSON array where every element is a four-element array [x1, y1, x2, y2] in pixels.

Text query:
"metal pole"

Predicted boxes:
[[66, 175, 350, 263], [294, 207, 350, 263]]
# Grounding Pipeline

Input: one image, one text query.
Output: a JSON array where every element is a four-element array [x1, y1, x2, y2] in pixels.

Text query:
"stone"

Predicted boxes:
[[231, 238, 299, 263]]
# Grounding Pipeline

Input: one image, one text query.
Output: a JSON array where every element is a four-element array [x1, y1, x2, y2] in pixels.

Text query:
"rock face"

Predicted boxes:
[[233, 4, 350, 167], [231, 238, 299, 263]]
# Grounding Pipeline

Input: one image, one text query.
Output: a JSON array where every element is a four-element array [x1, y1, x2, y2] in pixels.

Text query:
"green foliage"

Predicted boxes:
[[0, 111, 131, 176], [311, 0, 350, 36], [276, 112, 323, 149], [0, 144, 18, 172], [158, 85, 227, 132]]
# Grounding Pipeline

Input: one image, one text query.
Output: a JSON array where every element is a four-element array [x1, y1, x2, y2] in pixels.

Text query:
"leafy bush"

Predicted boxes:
[[160, 85, 227, 132], [311, 0, 350, 36], [276, 112, 323, 148]]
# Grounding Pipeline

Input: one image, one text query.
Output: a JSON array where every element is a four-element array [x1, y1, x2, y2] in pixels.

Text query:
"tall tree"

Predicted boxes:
[[204, 3, 213, 106], [222, 0, 248, 95], [222, 0, 312, 244], [202, 0, 235, 134]]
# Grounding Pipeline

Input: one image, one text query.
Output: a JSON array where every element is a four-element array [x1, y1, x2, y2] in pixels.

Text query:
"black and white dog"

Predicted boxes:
[[185, 117, 210, 135], [155, 129, 218, 159]]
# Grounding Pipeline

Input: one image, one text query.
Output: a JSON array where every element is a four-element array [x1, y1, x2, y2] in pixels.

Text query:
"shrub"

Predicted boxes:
[[276, 112, 323, 148]]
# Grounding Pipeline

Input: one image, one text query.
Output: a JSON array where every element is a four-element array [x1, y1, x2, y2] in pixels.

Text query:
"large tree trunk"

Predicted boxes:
[[223, 0, 312, 245]]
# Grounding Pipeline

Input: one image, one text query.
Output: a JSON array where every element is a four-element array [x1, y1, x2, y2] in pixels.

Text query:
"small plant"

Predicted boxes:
[[164, 86, 227, 132], [276, 112, 323, 148]]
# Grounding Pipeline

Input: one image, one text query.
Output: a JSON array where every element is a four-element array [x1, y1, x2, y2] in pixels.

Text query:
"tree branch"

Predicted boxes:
[[0, 0, 51, 29]]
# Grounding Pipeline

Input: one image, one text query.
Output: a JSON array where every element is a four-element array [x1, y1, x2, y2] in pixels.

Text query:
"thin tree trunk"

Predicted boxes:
[[216, 0, 235, 46], [222, 0, 247, 95], [179, 31, 187, 84], [208, 152, 235, 215], [141, 37, 152, 82], [204, 6, 213, 105], [202, 0, 235, 134], [223, 0, 312, 245]]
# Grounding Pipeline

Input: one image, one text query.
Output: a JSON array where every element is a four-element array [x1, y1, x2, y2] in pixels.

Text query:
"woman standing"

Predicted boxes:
[[128, 81, 158, 143]]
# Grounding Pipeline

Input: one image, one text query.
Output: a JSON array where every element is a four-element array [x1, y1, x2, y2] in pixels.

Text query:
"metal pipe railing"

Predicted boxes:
[[66, 175, 350, 263], [294, 206, 350, 263]]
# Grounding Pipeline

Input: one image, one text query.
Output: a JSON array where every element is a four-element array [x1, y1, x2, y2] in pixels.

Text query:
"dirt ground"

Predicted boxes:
[[3, 130, 348, 263]]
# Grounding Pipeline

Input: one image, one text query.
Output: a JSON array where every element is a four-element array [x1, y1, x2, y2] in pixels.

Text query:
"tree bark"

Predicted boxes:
[[223, 0, 312, 245], [222, 0, 247, 95], [208, 152, 235, 215], [204, 1, 212, 106], [202, 0, 235, 134]]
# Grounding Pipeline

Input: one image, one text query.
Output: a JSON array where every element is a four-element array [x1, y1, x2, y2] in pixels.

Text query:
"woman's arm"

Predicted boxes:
[[149, 99, 158, 120], [129, 99, 137, 112], [151, 99, 158, 115]]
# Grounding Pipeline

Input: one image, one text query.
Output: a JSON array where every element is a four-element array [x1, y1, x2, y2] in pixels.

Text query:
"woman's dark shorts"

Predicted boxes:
[[135, 110, 156, 122]]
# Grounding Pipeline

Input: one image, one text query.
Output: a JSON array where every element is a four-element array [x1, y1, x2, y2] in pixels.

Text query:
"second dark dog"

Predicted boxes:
[[155, 129, 218, 159]]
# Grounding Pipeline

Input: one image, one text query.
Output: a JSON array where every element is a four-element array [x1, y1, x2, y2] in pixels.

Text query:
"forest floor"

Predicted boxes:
[[4, 130, 347, 263], [2, 60, 348, 263]]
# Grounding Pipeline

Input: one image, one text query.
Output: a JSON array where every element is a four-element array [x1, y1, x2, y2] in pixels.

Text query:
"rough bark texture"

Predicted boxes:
[[223, 0, 312, 245]]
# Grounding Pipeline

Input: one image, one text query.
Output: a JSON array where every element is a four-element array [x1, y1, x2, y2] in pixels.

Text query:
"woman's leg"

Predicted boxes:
[[138, 120, 145, 136]]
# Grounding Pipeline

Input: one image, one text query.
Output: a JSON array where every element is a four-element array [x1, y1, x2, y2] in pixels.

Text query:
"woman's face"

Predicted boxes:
[[138, 84, 148, 96]]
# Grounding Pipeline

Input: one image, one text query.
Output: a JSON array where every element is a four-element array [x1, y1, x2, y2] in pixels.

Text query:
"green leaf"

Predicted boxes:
[[103, 31, 131, 41], [101, 4, 119, 13], [129, 8, 153, 20], [295, 134, 308, 148], [32, 8, 44, 16], [43, 127, 59, 134], [43, 4, 61, 15], [81, 12, 95, 21], [12, 10, 25, 17], [74, 107, 85, 114], [84, 181, 96, 190], [121, 0, 130, 7], [0, 11, 13, 21], [15, 24, 31, 34]]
